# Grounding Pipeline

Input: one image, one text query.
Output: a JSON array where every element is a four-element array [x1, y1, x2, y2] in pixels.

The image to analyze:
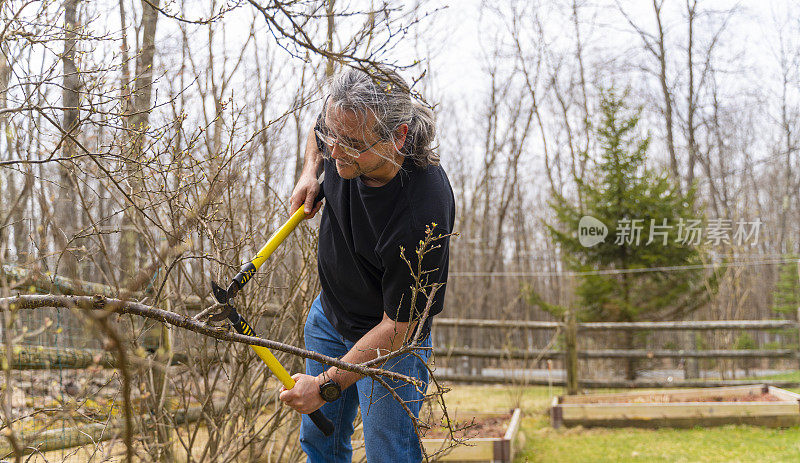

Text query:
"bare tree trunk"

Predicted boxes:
[[653, 0, 680, 192], [777, 35, 797, 254], [571, 0, 591, 175], [0, 47, 8, 259], [685, 0, 697, 188], [0, 47, 27, 263], [293, 65, 308, 183], [56, 0, 80, 278], [326, 0, 336, 77], [120, 0, 159, 283]]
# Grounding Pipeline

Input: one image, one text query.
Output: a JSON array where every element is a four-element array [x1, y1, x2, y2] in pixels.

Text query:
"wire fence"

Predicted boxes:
[[432, 315, 800, 392], [0, 263, 312, 462]]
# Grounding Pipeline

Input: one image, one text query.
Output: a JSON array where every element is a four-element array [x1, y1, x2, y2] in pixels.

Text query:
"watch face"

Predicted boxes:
[[320, 381, 341, 402]]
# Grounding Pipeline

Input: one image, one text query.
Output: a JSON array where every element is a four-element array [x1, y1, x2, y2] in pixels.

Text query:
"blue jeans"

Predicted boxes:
[[300, 295, 431, 463]]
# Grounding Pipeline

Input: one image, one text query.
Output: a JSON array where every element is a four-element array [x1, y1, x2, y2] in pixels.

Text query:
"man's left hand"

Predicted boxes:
[[279, 373, 325, 414]]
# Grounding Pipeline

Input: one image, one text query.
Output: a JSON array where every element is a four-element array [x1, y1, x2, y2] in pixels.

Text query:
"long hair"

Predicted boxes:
[[326, 66, 439, 168]]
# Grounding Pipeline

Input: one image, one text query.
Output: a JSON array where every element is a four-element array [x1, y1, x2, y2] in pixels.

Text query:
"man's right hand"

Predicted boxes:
[[290, 173, 323, 219]]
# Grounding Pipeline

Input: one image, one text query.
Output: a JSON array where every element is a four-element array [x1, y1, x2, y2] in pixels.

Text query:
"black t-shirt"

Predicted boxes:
[[317, 155, 455, 342]]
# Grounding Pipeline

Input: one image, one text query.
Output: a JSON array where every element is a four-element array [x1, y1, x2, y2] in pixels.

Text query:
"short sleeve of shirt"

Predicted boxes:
[[380, 227, 451, 324], [313, 112, 326, 152]]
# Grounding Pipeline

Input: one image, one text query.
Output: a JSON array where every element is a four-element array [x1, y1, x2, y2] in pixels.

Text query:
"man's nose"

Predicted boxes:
[[329, 143, 345, 159]]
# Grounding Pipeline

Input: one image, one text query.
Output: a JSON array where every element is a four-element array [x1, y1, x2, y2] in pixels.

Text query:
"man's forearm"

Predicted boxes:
[[322, 316, 417, 389]]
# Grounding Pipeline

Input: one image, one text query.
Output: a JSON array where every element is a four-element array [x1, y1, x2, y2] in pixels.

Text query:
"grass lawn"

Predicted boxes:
[[442, 380, 800, 463], [759, 370, 800, 382]]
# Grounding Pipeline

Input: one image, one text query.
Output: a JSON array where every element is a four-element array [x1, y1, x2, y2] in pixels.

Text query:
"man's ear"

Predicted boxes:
[[393, 124, 409, 151]]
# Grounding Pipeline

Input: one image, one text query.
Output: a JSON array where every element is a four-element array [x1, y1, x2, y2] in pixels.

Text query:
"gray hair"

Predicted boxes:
[[326, 66, 439, 168]]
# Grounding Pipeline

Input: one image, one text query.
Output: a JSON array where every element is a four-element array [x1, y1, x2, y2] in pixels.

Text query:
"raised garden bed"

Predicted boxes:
[[550, 384, 800, 429], [353, 408, 523, 462]]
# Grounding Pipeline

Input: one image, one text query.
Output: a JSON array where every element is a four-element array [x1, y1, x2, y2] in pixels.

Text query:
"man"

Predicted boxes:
[[279, 66, 455, 463]]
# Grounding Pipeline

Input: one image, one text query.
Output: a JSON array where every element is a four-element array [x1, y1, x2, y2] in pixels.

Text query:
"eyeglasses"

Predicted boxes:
[[314, 128, 383, 159]]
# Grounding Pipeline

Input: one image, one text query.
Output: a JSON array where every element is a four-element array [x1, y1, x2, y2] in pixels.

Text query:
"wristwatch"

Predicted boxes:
[[319, 378, 342, 402]]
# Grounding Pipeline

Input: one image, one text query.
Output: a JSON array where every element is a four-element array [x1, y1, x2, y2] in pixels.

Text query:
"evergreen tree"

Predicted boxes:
[[529, 88, 719, 380], [771, 256, 799, 318], [769, 256, 799, 350]]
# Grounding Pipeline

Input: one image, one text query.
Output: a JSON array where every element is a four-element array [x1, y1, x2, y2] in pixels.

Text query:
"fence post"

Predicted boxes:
[[565, 309, 579, 395]]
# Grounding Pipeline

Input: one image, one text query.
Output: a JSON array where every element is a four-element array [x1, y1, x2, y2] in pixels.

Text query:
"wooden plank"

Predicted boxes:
[[434, 347, 562, 360], [504, 408, 523, 462], [433, 318, 799, 331], [578, 379, 800, 389], [559, 384, 768, 404], [0, 345, 115, 370], [560, 402, 798, 421], [578, 320, 798, 331], [767, 385, 800, 402], [0, 398, 232, 456], [550, 402, 563, 429], [433, 318, 800, 331], [493, 438, 510, 462], [434, 318, 560, 329], [0, 345, 196, 370], [0, 264, 282, 313], [565, 311, 579, 395], [563, 415, 800, 429], [435, 348, 793, 361], [503, 408, 522, 441], [579, 349, 794, 358], [437, 374, 800, 389], [436, 374, 559, 385], [2, 264, 121, 298]]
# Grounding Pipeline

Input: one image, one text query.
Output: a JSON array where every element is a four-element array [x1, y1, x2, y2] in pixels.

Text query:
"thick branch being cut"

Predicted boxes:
[[0, 294, 424, 388]]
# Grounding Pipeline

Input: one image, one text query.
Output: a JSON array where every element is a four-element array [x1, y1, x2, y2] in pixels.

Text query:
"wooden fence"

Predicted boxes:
[[3, 263, 799, 394], [9, 314, 799, 394], [433, 311, 800, 393]]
